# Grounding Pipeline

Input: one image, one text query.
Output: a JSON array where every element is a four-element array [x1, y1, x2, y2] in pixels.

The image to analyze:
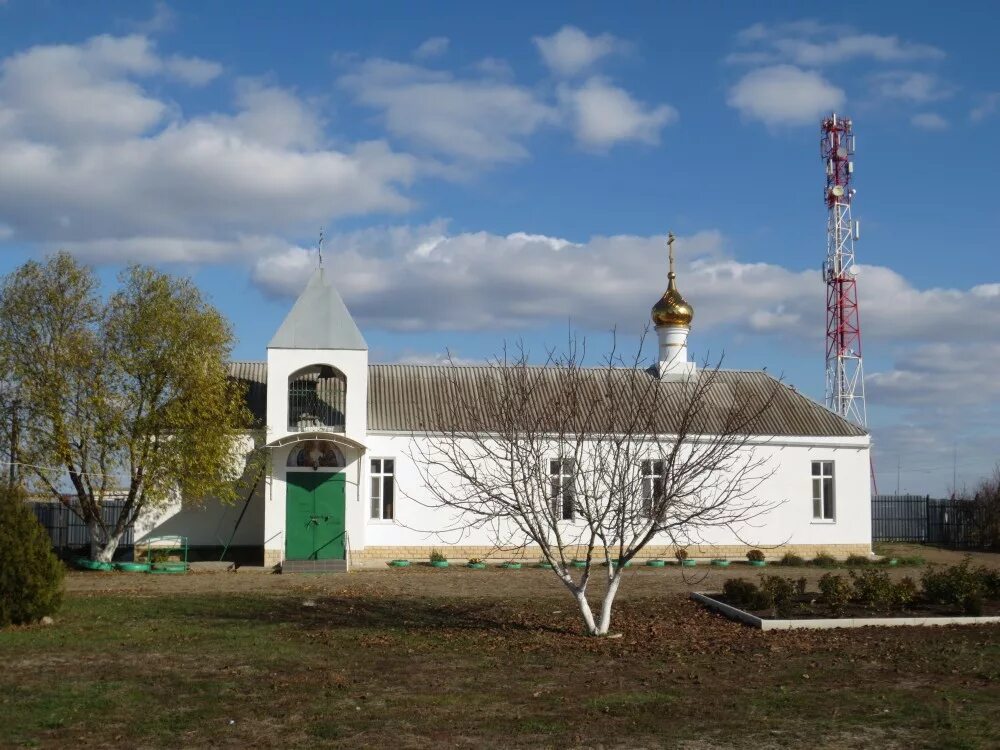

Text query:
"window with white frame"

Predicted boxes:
[[370, 458, 395, 520], [549, 458, 575, 521], [641, 459, 665, 517], [812, 461, 835, 520]]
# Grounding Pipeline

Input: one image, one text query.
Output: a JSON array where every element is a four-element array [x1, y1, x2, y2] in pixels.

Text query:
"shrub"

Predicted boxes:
[[850, 568, 915, 613], [812, 552, 837, 568], [845, 554, 871, 566], [779, 552, 806, 566], [468, 557, 482, 565], [795, 577, 808, 595], [722, 578, 762, 609], [746, 549, 765, 562], [757, 574, 797, 615], [896, 555, 926, 566], [977, 566, 1000, 599], [818, 573, 852, 615], [921, 558, 985, 613], [0, 485, 65, 626], [429, 549, 447, 563], [674, 548, 688, 561]]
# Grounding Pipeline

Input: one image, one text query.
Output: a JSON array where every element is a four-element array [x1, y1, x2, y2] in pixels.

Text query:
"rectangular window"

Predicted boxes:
[[811, 461, 835, 520], [549, 458, 575, 521], [370, 458, 395, 520], [641, 459, 665, 517]]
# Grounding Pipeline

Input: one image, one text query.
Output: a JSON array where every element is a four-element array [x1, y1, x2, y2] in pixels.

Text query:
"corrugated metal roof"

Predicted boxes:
[[228, 362, 866, 438]]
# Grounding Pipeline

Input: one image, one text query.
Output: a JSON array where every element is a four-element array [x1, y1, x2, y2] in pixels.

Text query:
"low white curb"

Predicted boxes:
[[691, 592, 1000, 631]]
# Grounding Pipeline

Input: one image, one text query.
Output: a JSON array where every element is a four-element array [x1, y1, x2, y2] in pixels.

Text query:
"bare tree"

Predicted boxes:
[[410, 332, 780, 636]]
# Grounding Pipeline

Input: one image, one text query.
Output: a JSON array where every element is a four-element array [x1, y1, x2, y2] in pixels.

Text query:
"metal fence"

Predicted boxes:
[[30, 500, 134, 553], [872, 494, 999, 549]]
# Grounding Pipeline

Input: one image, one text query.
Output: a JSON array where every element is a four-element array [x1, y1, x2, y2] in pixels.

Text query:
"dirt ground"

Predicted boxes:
[[64, 543, 1000, 599], [2, 544, 998, 749]]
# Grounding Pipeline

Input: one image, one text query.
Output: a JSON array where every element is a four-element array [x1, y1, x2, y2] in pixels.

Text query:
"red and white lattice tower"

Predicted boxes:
[[821, 113, 866, 427]]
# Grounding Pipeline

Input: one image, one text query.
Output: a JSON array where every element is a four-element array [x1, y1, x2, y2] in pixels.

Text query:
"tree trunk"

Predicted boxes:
[[574, 589, 600, 635], [596, 572, 623, 635], [87, 518, 120, 563], [95, 536, 119, 563]]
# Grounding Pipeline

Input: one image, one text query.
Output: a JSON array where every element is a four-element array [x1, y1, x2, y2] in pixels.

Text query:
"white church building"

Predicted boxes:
[[137, 244, 872, 570]]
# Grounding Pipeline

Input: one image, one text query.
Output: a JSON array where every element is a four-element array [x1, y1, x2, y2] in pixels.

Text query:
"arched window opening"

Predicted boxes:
[[288, 365, 346, 431], [286, 440, 345, 470]]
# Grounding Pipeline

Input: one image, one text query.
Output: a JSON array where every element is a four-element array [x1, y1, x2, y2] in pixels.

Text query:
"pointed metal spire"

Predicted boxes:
[[667, 231, 676, 278]]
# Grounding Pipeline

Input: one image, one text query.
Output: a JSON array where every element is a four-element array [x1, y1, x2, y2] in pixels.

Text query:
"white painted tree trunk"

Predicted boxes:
[[95, 537, 119, 563], [570, 571, 623, 636], [574, 589, 598, 635], [88, 519, 119, 563]]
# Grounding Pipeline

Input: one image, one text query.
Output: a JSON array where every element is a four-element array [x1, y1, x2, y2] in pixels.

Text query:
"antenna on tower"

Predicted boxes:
[[317, 228, 324, 268], [820, 112, 867, 429]]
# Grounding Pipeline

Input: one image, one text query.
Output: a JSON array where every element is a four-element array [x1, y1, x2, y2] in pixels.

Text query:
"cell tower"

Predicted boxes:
[[821, 113, 866, 427]]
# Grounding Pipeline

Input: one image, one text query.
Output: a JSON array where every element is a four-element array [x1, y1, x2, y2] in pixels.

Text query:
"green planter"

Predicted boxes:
[[749, 560, 767, 567], [387, 559, 410, 567], [606, 560, 632, 568], [73, 557, 113, 571], [710, 559, 730, 567], [537, 562, 554, 569], [430, 560, 449, 568], [466, 562, 486, 569], [150, 561, 187, 574], [571, 559, 587, 568], [680, 559, 696, 567], [500, 562, 522, 570], [887, 558, 899, 567], [645, 559, 666, 567], [114, 561, 151, 573]]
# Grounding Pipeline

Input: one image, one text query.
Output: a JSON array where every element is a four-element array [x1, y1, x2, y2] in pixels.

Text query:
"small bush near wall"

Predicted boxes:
[[812, 552, 837, 568], [778, 553, 805, 566], [0, 486, 65, 626]]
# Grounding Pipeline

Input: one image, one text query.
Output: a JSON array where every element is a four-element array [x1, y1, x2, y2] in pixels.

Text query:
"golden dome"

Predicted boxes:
[[650, 232, 694, 328]]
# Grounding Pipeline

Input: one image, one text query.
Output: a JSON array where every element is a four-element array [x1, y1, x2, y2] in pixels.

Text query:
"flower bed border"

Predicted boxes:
[[691, 592, 1000, 631]]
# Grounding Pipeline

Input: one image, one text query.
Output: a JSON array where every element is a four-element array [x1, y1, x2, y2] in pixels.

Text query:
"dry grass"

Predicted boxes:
[[1, 553, 999, 748]]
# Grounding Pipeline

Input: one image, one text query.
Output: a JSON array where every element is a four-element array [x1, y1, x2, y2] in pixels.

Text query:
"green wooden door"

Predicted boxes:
[[285, 472, 346, 560]]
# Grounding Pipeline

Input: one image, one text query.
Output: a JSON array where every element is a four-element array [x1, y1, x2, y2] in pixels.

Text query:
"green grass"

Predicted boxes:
[[1, 590, 998, 748]]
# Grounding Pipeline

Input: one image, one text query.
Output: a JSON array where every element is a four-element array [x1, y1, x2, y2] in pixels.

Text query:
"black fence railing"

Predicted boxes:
[[30, 500, 134, 554], [872, 494, 999, 549]]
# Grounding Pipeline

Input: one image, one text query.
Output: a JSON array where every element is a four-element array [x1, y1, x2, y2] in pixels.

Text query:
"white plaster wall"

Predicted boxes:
[[359, 432, 872, 552], [265, 348, 368, 446], [263, 346, 368, 562], [133, 433, 265, 547]]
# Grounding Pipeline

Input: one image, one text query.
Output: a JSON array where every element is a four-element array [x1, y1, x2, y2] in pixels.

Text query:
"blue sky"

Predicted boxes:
[[0, 1, 997, 495]]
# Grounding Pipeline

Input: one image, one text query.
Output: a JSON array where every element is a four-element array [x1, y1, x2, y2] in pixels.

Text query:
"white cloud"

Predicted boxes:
[[0, 34, 418, 256], [872, 71, 952, 102], [414, 37, 450, 60], [533, 26, 625, 77], [164, 54, 222, 85], [130, 2, 176, 34], [338, 58, 558, 163], [970, 92, 1000, 123], [730, 21, 944, 67], [727, 65, 845, 126], [559, 76, 676, 148], [250, 225, 1000, 345], [911, 112, 949, 130]]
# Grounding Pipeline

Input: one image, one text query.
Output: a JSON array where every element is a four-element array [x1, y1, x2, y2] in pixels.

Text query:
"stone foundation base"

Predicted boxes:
[[348, 543, 873, 568], [264, 549, 282, 568]]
